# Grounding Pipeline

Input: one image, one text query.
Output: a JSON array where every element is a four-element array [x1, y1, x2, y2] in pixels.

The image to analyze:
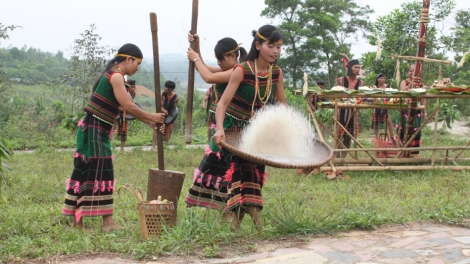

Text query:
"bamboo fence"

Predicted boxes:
[[301, 91, 470, 172]]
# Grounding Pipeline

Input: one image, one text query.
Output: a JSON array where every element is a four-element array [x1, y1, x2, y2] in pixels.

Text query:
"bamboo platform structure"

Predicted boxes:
[[298, 90, 470, 172]]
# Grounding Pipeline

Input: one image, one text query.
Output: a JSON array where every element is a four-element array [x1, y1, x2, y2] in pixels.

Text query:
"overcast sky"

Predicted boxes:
[[1, 0, 470, 63]]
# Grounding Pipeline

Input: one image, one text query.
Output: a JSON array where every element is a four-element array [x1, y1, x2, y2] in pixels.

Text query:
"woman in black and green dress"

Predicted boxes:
[[213, 25, 286, 230], [62, 44, 165, 232], [371, 73, 395, 140], [185, 35, 247, 212], [399, 64, 427, 157]]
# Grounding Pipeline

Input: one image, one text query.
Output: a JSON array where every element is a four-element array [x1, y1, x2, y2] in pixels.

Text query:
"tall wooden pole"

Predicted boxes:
[[402, 0, 430, 156], [150, 12, 164, 170], [413, 0, 430, 88], [185, 0, 199, 144]]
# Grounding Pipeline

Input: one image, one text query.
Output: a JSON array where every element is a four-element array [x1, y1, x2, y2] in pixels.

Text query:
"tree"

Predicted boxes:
[[0, 23, 18, 192], [62, 24, 115, 114], [262, 0, 373, 89], [441, 9, 470, 85], [0, 24, 20, 123], [361, 0, 456, 86], [261, 0, 306, 89]]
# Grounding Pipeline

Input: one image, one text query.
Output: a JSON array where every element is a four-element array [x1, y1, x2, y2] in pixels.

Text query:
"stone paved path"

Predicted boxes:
[[58, 223, 470, 264]]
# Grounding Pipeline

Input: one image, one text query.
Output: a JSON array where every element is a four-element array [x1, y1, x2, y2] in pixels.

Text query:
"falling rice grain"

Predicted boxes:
[[239, 104, 319, 165]]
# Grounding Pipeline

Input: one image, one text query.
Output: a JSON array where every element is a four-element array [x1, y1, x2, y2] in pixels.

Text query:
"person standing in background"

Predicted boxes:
[[115, 79, 137, 151]]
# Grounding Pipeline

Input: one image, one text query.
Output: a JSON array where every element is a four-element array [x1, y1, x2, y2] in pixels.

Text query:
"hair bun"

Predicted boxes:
[[251, 30, 257, 37]]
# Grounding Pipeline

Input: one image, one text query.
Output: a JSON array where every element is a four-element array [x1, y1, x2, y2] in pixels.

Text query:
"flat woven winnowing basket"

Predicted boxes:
[[219, 131, 333, 169]]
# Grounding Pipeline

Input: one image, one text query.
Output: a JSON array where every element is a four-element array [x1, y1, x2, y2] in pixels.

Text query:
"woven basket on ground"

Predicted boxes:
[[137, 201, 175, 239], [219, 131, 333, 169]]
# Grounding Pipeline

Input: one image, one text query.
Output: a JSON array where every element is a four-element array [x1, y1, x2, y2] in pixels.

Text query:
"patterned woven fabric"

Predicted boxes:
[[185, 135, 229, 210], [338, 76, 360, 137], [224, 61, 280, 127], [222, 60, 279, 211], [62, 114, 116, 222], [372, 109, 388, 128], [84, 66, 121, 125], [115, 111, 128, 141], [398, 108, 422, 155], [398, 80, 423, 155]]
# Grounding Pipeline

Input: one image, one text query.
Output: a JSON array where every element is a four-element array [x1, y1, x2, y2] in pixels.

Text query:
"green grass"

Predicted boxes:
[[1, 132, 470, 263]]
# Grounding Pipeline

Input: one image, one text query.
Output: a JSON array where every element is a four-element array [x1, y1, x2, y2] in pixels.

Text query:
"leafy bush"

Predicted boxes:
[[0, 136, 13, 191]]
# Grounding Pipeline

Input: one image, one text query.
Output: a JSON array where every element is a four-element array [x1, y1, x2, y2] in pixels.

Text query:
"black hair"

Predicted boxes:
[[92, 43, 142, 92], [316, 80, 325, 86], [347, 59, 360, 76], [246, 25, 283, 61], [127, 79, 136, 85], [165, 80, 176, 90], [214, 37, 247, 63], [375, 73, 385, 86]]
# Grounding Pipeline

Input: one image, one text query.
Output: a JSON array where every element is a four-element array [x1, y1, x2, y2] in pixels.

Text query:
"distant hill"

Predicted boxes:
[[135, 85, 155, 97], [0, 45, 211, 90], [140, 53, 216, 90]]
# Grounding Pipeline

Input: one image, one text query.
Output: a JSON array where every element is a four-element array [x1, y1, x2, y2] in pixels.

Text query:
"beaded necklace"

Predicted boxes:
[[253, 59, 272, 103], [113, 65, 122, 73]]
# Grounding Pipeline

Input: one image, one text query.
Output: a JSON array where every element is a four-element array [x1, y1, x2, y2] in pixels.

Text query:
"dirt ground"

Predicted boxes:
[[426, 119, 470, 139], [18, 222, 469, 264]]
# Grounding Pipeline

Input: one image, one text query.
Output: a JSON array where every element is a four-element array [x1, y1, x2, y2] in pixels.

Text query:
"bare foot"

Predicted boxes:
[[230, 211, 241, 232], [102, 215, 124, 232], [72, 218, 84, 229]]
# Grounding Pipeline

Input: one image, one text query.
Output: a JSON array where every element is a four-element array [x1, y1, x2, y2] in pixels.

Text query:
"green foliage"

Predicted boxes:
[[314, 108, 334, 127], [62, 112, 86, 133], [362, 0, 456, 87], [62, 24, 115, 114], [262, 0, 373, 88], [0, 23, 20, 46], [0, 136, 13, 192], [267, 199, 338, 235], [284, 89, 308, 110], [440, 9, 470, 87], [439, 102, 460, 129], [0, 84, 210, 150], [0, 46, 68, 84]]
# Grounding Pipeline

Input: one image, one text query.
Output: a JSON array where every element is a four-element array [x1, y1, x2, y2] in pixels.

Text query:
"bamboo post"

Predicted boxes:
[[333, 100, 338, 155], [353, 105, 358, 159], [431, 99, 439, 166], [150, 13, 164, 170], [335, 145, 470, 152], [335, 102, 357, 159], [318, 103, 425, 109], [454, 140, 470, 159], [185, 0, 199, 144], [396, 107, 438, 158], [320, 165, 470, 172], [334, 157, 470, 165], [308, 106, 356, 159], [390, 54, 451, 64], [308, 106, 337, 176], [333, 117, 384, 166], [402, 0, 431, 155], [330, 122, 356, 159], [446, 150, 449, 165], [398, 98, 403, 147]]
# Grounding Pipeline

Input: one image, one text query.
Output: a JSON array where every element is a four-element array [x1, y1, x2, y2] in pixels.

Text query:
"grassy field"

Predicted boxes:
[[1, 131, 470, 263]]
